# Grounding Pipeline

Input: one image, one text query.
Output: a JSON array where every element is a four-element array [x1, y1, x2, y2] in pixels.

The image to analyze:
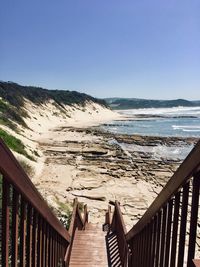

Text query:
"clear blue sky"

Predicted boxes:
[[0, 0, 200, 99]]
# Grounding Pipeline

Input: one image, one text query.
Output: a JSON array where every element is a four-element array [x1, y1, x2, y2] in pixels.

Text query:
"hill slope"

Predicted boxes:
[[105, 97, 200, 109], [0, 81, 107, 128], [0, 81, 116, 164], [0, 82, 106, 108]]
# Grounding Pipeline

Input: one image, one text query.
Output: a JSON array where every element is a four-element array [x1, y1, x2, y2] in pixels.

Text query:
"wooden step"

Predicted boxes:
[[69, 223, 108, 267]]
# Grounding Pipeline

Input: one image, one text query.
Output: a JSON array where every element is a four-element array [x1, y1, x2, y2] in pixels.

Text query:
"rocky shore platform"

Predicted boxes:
[[35, 126, 198, 230]]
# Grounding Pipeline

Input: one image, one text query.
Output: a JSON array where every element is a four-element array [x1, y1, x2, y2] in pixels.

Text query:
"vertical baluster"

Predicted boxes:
[[134, 235, 138, 267], [143, 228, 147, 267], [131, 236, 134, 266], [57, 235, 60, 266], [140, 229, 145, 267], [160, 205, 167, 265], [155, 211, 162, 267], [11, 189, 19, 267], [20, 198, 27, 267], [146, 223, 151, 267], [61, 237, 64, 265], [2, 177, 10, 267], [133, 234, 137, 266], [170, 192, 180, 267], [32, 210, 38, 267], [178, 182, 189, 266], [164, 199, 173, 267], [150, 215, 158, 266], [149, 218, 154, 264], [136, 231, 140, 266], [37, 216, 42, 266], [46, 224, 49, 266], [144, 224, 148, 267], [61, 239, 65, 267], [49, 227, 53, 267], [60, 238, 63, 267], [55, 233, 57, 266], [26, 204, 33, 267], [55, 232, 58, 267], [42, 220, 46, 267], [56, 233, 59, 267], [60, 240, 62, 267], [138, 234, 142, 267], [146, 225, 150, 267], [63, 238, 67, 266], [144, 225, 148, 267], [58, 236, 62, 263], [52, 229, 55, 267], [58, 236, 62, 265], [187, 174, 200, 266]]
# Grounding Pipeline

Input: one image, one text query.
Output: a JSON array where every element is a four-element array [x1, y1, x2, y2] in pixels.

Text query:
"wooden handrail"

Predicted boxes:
[[107, 201, 129, 266], [126, 139, 200, 241], [68, 198, 78, 236], [68, 198, 87, 235], [65, 198, 88, 265], [112, 201, 127, 235]]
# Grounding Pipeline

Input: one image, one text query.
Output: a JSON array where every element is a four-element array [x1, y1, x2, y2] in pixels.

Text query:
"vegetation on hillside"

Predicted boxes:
[[0, 81, 108, 129], [0, 98, 26, 129], [105, 97, 200, 109], [0, 129, 34, 160], [0, 81, 107, 109]]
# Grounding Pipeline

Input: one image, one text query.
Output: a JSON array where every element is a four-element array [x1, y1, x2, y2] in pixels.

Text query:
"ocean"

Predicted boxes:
[[102, 106, 200, 138]]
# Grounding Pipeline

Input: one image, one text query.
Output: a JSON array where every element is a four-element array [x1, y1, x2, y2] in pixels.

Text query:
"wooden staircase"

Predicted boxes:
[[69, 223, 108, 267], [1, 138, 200, 266]]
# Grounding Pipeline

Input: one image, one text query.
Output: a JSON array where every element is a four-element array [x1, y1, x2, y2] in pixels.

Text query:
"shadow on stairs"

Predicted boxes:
[[106, 232, 122, 267]]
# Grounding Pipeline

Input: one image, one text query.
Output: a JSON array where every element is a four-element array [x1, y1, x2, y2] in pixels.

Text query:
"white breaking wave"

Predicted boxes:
[[182, 129, 200, 132], [120, 143, 194, 160], [172, 125, 200, 129], [172, 125, 200, 132], [119, 106, 200, 117]]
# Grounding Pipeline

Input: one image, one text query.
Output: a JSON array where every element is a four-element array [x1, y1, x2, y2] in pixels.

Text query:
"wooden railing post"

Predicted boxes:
[[64, 198, 86, 266], [83, 204, 88, 227]]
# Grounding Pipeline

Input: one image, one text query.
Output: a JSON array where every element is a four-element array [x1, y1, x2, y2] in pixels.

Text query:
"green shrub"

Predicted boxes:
[[54, 196, 72, 229], [0, 129, 34, 161], [0, 98, 27, 127]]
